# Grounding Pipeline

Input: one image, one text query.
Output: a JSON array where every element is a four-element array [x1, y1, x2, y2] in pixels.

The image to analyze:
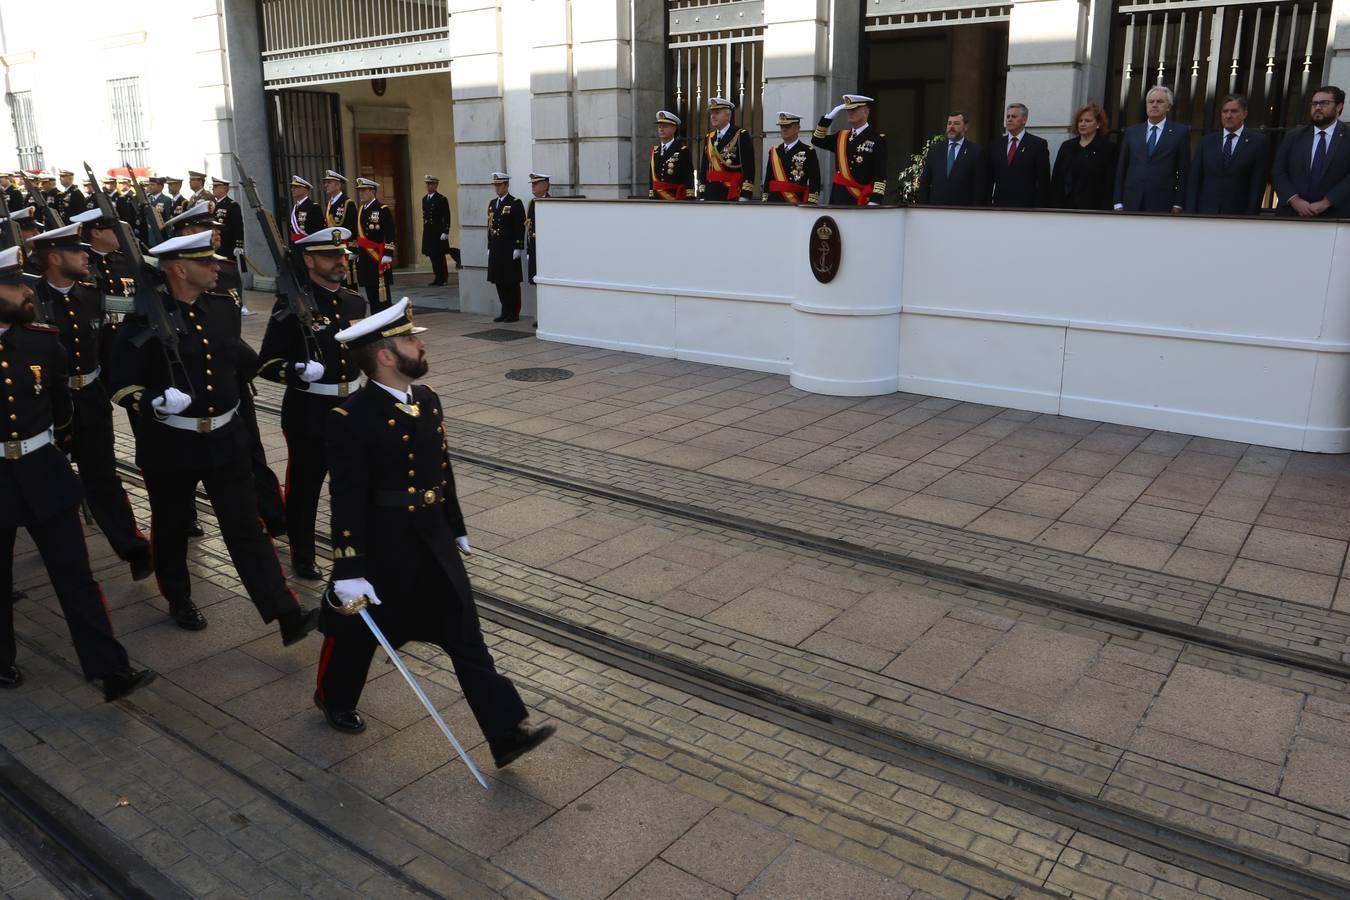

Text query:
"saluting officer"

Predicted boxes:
[[812, 93, 889, 206], [107, 230, 318, 641], [526, 172, 550, 285], [763, 112, 822, 204], [257, 228, 367, 581], [421, 175, 451, 287], [649, 110, 694, 200], [486, 172, 524, 323], [353, 177, 396, 313], [700, 98, 755, 202], [0, 246, 155, 700], [29, 224, 152, 580], [316, 298, 555, 768]]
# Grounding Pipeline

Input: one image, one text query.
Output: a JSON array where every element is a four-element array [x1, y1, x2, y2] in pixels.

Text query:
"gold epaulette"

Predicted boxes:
[[331, 407, 349, 416]]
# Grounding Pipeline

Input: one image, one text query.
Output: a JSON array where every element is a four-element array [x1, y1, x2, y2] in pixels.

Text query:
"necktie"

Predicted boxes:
[[947, 141, 958, 176], [1007, 136, 1018, 165], [1223, 132, 1236, 162], [1147, 125, 1159, 156], [1311, 130, 1328, 194]]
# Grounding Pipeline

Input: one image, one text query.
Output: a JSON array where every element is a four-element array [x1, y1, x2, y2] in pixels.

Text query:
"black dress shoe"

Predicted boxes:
[[0, 665, 23, 688], [187, 520, 205, 538], [292, 561, 323, 581], [314, 693, 366, 733], [492, 315, 505, 323], [168, 600, 208, 631], [490, 724, 555, 769], [503, 316, 520, 324], [279, 606, 320, 646], [103, 668, 155, 702], [127, 546, 154, 581]]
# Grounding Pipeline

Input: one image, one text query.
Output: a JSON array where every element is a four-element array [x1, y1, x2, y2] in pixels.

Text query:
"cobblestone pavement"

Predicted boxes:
[[0, 298, 1347, 897]]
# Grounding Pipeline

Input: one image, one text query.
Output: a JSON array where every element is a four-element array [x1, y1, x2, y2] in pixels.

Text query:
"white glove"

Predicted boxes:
[[455, 536, 472, 555], [380, 254, 392, 266], [738, 196, 748, 203], [827, 104, 846, 119], [334, 577, 381, 606], [439, 233, 448, 241], [152, 387, 191, 415], [512, 249, 521, 260], [233, 247, 245, 258], [295, 360, 325, 383]]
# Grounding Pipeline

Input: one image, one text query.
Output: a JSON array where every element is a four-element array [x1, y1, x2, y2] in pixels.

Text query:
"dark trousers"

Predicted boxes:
[[281, 428, 327, 569], [240, 391, 286, 534], [143, 451, 300, 622], [358, 259, 393, 313], [316, 545, 526, 741], [495, 282, 521, 320], [0, 512, 129, 679], [427, 254, 448, 284], [70, 389, 148, 560]]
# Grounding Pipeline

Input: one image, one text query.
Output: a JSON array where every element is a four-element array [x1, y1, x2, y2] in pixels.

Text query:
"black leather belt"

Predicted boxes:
[[374, 486, 444, 509]]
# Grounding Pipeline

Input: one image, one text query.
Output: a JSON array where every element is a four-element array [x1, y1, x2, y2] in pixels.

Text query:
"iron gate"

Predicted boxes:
[[267, 90, 344, 214], [6, 92, 42, 170], [108, 77, 149, 169]]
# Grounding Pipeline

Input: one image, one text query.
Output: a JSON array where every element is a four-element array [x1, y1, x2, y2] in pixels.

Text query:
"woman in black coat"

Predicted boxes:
[[1050, 102, 1118, 210]]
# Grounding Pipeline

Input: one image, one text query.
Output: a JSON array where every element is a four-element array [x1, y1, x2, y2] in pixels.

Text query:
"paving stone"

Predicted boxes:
[[661, 807, 793, 893], [609, 858, 733, 899], [594, 555, 710, 603], [1139, 665, 1301, 765], [1223, 559, 1338, 608], [1239, 526, 1348, 576], [738, 842, 914, 899], [389, 764, 555, 858], [706, 589, 835, 646], [822, 587, 953, 653], [1279, 737, 1350, 817]]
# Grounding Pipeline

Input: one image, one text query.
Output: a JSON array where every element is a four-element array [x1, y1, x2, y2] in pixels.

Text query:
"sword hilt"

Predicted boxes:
[[323, 585, 370, 616]]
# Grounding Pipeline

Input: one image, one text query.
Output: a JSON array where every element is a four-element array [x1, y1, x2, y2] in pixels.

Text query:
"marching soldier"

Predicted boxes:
[[699, 97, 755, 202], [649, 110, 694, 200], [258, 228, 366, 581], [486, 172, 524, 323], [0, 245, 155, 700], [526, 172, 550, 285], [107, 230, 318, 640], [762, 112, 822, 204], [161, 200, 287, 538], [29, 224, 153, 580], [146, 177, 175, 229], [56, 169, 87, 219], [420, 175, 451, 287], [316, 298, 555, 768], [353, 177, 395, 313], [36, 174, 59, 220], [812, 93, 888, 206], [72, 208, 133, 302]]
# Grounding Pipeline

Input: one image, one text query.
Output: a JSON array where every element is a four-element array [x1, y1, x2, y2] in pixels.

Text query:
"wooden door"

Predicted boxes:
[[357, 132, 411, 265]]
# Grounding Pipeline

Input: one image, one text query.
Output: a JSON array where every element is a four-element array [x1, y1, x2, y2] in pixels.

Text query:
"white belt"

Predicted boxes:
[[159, 405, 239, 433], [2, 428, 53, 460], [70, 366, 101, 390], [303, 375, 366, 397]]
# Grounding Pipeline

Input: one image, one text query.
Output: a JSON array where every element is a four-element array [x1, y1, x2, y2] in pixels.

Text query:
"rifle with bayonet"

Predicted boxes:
[[231, 152, 324, 366], [83, 162, 193, 396], [22, 174, 63, 229], [125, 163, 166, 248]]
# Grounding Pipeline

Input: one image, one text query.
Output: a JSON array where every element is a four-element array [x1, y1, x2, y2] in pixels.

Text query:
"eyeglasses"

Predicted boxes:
[[1311, 100, 1339, 107]]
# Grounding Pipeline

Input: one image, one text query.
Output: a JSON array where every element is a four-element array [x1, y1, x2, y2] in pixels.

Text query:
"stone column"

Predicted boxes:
[[573, 0, 636, 198], [1327, 0, 1350, 88], [220, 0, 275, 288], [449, 0, 507, 314], [1004, 0, 1094, 137], [531, 0, 577, 194]]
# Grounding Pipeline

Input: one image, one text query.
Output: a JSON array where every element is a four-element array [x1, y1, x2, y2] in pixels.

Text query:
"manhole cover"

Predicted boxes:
[[505, 368, 574, 383], [464, 328, 535, 342]]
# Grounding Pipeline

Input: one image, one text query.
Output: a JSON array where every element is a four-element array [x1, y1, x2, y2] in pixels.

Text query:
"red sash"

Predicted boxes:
[[704, 132, 744, 197], [650, 147, 688, 200], [833, 130, 873, 206], [355, 235, 387, 272], [768, 148, 806, 202]]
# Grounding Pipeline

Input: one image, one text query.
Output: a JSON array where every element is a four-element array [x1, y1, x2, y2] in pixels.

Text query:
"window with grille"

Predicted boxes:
[[108, 76, 149, 168], [6, 92, 43, 170]]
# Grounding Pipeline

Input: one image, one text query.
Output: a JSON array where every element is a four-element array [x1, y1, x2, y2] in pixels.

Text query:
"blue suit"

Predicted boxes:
[[1114, 119, 1191, 212], [1272, 121, 1350, 216], [1185, 128, 1269, 215]]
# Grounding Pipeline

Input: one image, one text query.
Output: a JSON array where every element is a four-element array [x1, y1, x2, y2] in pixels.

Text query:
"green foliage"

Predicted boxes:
[[897, 134, 945, 204]]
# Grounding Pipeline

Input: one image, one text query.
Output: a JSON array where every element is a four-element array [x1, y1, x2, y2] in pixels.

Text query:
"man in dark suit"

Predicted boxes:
[[987, 103, 1051, 207], [1114, 86, 1190, 212], [420, 175, 451, 286], [1272, 85, 1350, 217], [486, 172, 525, 323], [1185, 94, 1269, 215], [917, 111, 986, 205]]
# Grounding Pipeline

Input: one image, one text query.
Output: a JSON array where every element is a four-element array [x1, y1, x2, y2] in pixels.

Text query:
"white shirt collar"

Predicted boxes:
[[716, 124, 730, 140], [852, 122, 869, 138], [781, 139, 799, 151], [1224, 125, 1245, 141], [660, 139, 672, 153], [1147, 119, 1166, 131], [45, 280, 73, 295], [1006, 129, 1025, 142], [372, 379, 413, 404], [948, 136, 964, 148], [1315, 124, 1335, 139]]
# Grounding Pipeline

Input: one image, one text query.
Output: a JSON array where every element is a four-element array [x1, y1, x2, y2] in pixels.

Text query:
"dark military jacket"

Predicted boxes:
[[699, 126, 756, 201], [354, 199, 395, 274], [214, 194, 245, 257], [0, 323, 81, 525], [4, 185, 26, 211], [326, 192, 358, 230], [257, 284, 366, 438], [108, 288, 252, 471], [811, 119, 889, 205], [527, 194, 549, 283], [288, 197, 320, 239], [649, 140, 694, 200], [33, 280, 105, 378], [762, 140, 822, 204], [486, 194, 524, 285], [421, 191, 451, 257]]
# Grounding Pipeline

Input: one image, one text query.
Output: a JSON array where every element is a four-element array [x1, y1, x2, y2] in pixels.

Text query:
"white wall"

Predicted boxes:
[[537, 199, 1350, 453]]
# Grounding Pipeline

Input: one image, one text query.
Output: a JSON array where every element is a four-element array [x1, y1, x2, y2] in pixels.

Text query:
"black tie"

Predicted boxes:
[[1223, 132, 1236, 163]]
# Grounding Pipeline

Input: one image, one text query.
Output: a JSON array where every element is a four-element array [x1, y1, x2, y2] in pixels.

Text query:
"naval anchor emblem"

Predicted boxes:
[[809, 215, 841, 284]]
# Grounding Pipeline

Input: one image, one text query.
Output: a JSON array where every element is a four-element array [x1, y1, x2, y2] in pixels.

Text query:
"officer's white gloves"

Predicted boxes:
[[439, 233, 448, 241], [295, 361, 325, 383], [152, 387, 192, 415], [334, 577, 381, 606], [233, 247, 245, 258], [455, 536, 472, 555], [380, 255, 393, 267], [827, 104, 846, 119], [512, 249, 522, 260], [738, 196, 748, 203]]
